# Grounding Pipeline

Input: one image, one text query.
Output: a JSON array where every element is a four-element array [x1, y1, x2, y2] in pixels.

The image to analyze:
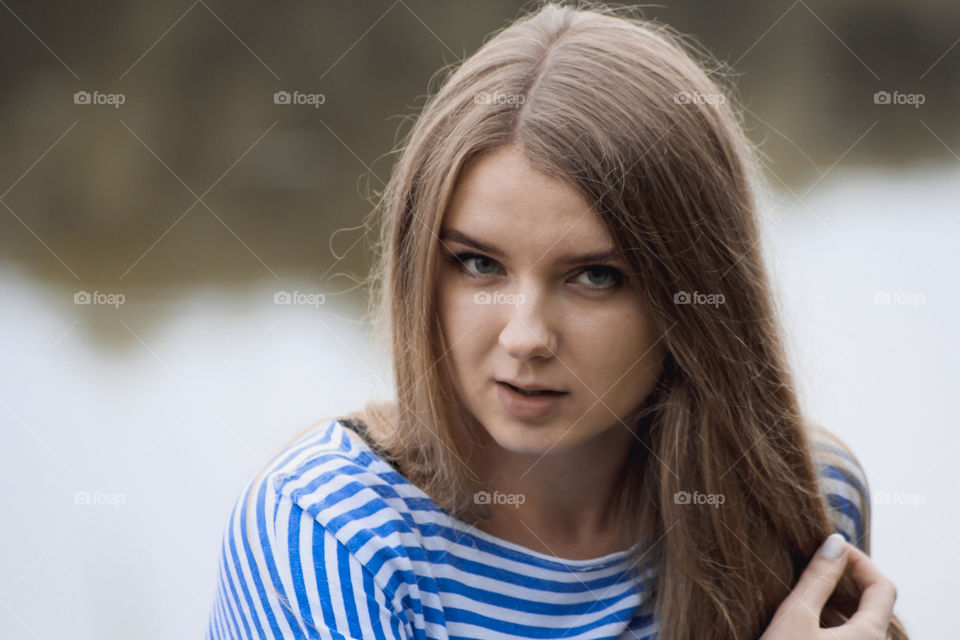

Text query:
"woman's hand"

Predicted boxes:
[[760, 533, 897, 639]]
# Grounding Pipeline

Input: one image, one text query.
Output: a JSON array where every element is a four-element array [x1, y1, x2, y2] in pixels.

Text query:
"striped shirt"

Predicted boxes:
[[206, 417, 871, 640]]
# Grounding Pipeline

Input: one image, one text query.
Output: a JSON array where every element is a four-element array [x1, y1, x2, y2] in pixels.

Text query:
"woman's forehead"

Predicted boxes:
[[443, 150, 615, 253]]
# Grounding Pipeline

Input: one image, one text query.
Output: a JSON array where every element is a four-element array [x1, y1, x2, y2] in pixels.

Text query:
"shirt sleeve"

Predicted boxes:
[[206, 471, 410, 640], [809, 427, 872, 554]]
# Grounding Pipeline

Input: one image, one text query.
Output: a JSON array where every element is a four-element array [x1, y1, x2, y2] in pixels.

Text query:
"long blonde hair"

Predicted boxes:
[[282, 2, 909, 638]]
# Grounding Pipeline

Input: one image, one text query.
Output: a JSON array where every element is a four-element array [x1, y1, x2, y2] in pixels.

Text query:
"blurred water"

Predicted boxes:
[[1, 167, 956, 638], [0, 277, 393, 638], [768, 166, 959, 639]]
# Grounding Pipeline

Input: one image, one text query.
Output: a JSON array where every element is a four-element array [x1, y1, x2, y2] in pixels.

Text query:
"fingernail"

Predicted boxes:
[[818, 532, 846, 559]]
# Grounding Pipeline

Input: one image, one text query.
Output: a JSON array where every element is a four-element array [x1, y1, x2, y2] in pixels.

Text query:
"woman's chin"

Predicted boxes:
[[481, 419, 575, 456]]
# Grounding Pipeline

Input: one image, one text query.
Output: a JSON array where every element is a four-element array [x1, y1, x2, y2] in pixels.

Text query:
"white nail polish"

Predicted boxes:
[[818, 532, 845, 559]]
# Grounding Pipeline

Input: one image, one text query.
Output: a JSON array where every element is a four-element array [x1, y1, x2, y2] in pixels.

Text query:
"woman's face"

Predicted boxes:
[[435, 145, 665, 455]]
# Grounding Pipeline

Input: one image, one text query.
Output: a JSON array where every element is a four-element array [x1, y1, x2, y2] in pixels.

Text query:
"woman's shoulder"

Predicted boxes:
[[210, 416, 418, 639], [219, 416, 404, 543], [225, 414, 426, 566], [257, 416, 362, 487], [805, 421, 872, 553], [259, 416, 406, 511]]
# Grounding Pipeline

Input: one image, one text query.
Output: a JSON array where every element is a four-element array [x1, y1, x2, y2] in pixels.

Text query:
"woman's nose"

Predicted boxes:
[[497, 290, 558, 360]]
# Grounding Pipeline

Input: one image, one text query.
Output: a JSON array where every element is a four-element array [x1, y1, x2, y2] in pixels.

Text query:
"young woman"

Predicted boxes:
[[206, 3, 907, 639]]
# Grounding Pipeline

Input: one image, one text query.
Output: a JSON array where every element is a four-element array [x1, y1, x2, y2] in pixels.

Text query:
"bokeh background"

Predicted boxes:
[[1, 1, 957, 637]]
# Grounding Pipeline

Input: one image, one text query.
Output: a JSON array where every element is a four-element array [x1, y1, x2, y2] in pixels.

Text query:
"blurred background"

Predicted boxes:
[[1, 1, 956, 637]]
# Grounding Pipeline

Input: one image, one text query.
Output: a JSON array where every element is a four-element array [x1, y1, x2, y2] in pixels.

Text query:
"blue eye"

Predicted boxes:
[[450, 252, 502, 277], [574, 266, 624, 290], [447, 251, 624, 290]]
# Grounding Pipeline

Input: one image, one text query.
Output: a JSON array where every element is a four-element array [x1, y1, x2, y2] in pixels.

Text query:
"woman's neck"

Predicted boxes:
[[467, 421, 638, 558]]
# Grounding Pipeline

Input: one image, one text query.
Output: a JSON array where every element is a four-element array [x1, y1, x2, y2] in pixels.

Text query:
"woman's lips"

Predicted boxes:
[[496, 381, 568, 420]]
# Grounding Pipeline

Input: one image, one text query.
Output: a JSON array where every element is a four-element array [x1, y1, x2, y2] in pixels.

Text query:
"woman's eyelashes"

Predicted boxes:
[[449, 251, 502, 277], [575, 265, 624, 289], [447, 251, 624, 290]]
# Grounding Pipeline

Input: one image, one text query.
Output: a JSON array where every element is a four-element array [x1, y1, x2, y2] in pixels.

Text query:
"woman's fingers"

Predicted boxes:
[[786, 532, 850, 616], [839, 543, 897, 637], [760, 533, 900, 640]]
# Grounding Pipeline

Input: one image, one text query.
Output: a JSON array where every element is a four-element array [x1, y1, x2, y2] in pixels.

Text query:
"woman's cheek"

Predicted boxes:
[[573, 307, 657, 371], [439, 281, 491, 349]]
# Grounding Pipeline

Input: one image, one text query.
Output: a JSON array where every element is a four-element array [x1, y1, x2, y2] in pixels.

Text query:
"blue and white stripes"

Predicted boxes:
[[207, 418, 870, 639], [811, 434, 872, 553]]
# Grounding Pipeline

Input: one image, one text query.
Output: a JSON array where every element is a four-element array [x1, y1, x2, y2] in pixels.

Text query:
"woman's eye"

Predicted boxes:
[[449, 251, 623, 290], [451, 252, 502, 277], [574, 266, 624, 290]]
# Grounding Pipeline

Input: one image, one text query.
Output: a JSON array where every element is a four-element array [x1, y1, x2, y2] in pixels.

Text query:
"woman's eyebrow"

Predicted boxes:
[[439, 228, 621, 265]]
